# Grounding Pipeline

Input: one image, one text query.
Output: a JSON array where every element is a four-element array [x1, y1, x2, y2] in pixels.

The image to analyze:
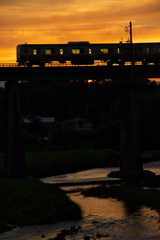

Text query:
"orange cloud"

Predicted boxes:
[[1, 0, 160, 62]]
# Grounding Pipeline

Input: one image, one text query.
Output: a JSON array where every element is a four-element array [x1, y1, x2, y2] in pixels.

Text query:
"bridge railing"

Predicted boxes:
[[0, 62, 107, 67], [0, 63, 19, 67], [0, 61, 144, 68]]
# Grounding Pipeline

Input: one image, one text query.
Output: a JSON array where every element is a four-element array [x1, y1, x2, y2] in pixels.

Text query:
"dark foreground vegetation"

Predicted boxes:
[[0, 178, 81, 233]]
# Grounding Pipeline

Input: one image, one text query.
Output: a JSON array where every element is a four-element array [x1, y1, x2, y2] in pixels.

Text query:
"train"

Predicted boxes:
[[16, 41, 160, 67]]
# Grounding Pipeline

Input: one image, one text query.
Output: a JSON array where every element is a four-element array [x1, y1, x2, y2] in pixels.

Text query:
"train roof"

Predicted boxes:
[[17, 42, 160, 47]]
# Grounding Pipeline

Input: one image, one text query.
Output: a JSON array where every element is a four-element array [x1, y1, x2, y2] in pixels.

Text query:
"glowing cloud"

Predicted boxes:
[[1, 0, 160, 62]]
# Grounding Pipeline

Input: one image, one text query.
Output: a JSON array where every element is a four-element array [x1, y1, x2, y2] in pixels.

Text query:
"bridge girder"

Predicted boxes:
[[0, 65, 160, 81]]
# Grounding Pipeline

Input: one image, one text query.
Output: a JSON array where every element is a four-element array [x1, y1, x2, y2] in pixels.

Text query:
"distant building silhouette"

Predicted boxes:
[[22, 115, 55, 138], [62, 117, 93, 131]]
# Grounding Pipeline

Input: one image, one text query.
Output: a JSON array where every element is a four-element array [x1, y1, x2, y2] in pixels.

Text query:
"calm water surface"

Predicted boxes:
[[1, 161, 160, 240], [42, 161, 160, 185]]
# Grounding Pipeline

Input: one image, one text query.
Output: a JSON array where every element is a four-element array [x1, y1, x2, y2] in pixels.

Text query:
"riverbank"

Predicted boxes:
[[0, 149, 160, 178], [0, 149, 120, 178], [0, 155, 160, 238], [1, 184, 160, 240], [0, 178, 81, 234]]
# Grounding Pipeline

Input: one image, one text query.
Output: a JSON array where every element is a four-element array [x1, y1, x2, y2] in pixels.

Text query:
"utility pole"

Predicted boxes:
[[129, 21, 133, 44], [125, 21, 133, 44], [130, 21, 134, 83]]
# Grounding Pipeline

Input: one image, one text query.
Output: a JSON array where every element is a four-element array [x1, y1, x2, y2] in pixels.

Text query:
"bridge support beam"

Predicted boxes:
[[120, 80, 143, 172], [4, 81, 26, 177]]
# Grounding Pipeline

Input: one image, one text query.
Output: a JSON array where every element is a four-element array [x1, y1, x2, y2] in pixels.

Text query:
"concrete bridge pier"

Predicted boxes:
[[120, 80, 143, 173], [4, 80, 26, 177]]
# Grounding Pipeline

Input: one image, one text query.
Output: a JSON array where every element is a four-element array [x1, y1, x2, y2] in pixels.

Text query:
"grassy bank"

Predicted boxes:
[[1, 149, 160, 178], [26, 148, 119, 177], [82, 184, 160, 212], [0, 148, 119, 178], [0, 178, 81, 233]]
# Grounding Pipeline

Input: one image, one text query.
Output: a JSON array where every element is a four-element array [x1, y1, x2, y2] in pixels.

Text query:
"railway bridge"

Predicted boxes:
[[1, 63, 160, 178]]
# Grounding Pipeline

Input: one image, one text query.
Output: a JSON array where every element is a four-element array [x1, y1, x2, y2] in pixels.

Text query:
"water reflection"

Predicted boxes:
[[123, 200, 142, 215], [38, 162, 160, 239], [2, 162, 160, 240], [41, 167, 119, 185], [68, 190, 126, 218], [65, 187, 160, 240], [41, 161, 160, 185], [2, 187, 160, 240]]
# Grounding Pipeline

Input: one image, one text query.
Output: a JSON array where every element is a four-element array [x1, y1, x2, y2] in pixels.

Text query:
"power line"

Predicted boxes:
[[0, 27, 160, 35]]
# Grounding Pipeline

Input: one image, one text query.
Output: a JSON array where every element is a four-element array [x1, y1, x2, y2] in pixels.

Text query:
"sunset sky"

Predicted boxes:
[[1, 0, 160, 62]]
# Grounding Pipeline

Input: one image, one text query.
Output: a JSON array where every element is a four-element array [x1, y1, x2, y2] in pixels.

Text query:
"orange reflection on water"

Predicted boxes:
[[68, 191, 126, 219]]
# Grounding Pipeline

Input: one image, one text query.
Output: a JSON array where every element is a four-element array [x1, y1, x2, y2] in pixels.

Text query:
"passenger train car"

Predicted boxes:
[[16, 41, 160, 67]]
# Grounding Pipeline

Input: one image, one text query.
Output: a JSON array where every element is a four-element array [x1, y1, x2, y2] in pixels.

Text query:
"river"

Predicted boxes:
[[1, 161, 160, 240], [41, 160, 160, 185]]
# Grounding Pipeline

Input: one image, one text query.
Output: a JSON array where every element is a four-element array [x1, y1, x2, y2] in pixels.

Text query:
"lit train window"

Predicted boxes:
[[45, 48, 55, 54], [72, 48, 84, 54], [117, 48, 120, 54], [101, 48, 113, 54], [101, 49, 108, 54], [33, 49, 37, 55], [72, 49, 80, 54], [45, 49, 51, 54], [60, 49, 63, 54], [89, 49, 92, 54]]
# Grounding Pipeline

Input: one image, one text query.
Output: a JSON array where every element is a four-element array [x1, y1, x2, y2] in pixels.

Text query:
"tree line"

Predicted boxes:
[[0, 78, 160, 151]]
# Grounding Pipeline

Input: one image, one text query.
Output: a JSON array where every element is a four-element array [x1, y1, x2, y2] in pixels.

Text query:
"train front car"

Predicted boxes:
[[17, 44, 47, 67], [16, 44, 24, 66], [16, 42, 95, 67], [16, 43, 72, 67]]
